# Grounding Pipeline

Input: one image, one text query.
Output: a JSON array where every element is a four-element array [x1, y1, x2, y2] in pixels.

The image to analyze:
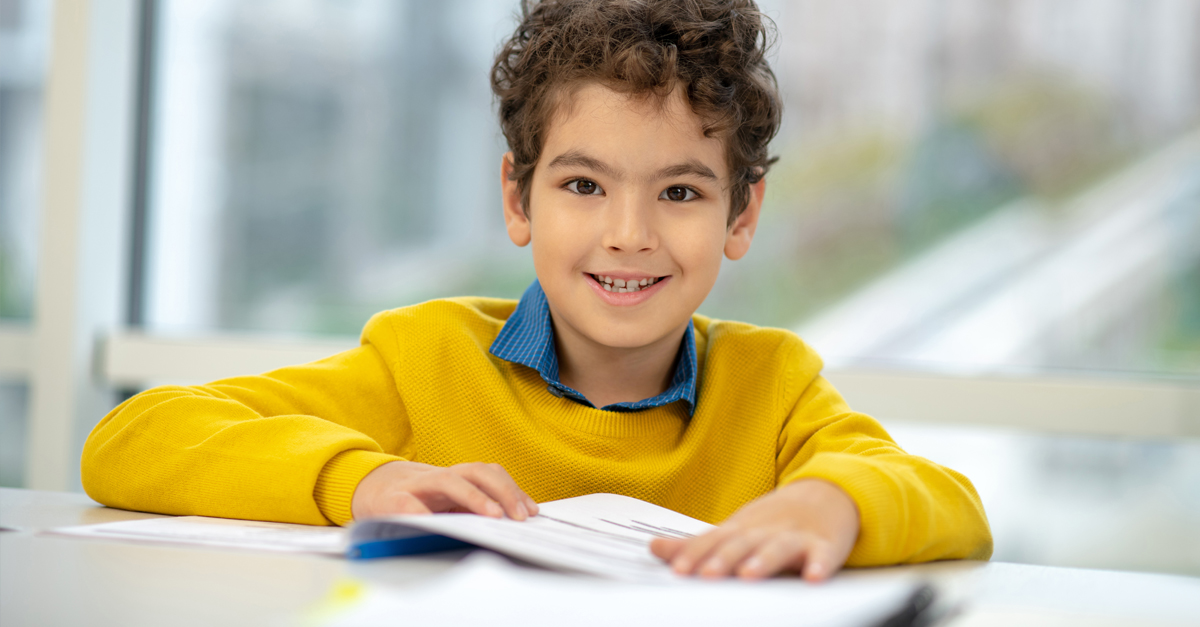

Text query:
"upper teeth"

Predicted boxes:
[[592, 274, 660, 293]]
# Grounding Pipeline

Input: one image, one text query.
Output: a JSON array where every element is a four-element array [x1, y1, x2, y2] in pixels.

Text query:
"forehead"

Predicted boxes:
[[541, 82, 729, 177]]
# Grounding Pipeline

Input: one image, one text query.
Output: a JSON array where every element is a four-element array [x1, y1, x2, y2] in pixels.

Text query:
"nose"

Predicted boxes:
[[601, 191, 658, 253]]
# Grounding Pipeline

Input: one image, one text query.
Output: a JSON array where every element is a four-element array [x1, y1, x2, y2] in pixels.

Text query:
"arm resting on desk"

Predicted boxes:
[[776, 372, 994, 566], [81, 343, 407, 526]]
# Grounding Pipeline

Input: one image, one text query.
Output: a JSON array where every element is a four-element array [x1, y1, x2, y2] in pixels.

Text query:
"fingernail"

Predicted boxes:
[[702, 558, 723, 576], [527, 499, 539, 514], [487, 502, 503, 517], [807, 563, 824, 579], [743, 557, 763, 576], [672, 559, 691, 574], [517, 502, 529, 520]]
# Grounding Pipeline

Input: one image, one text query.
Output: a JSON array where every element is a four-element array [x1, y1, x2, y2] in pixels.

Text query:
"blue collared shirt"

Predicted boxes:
[[489, 281, 698, 415]]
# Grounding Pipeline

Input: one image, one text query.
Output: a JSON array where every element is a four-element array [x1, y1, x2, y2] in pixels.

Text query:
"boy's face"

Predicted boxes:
[[502, 83, 763, 352]]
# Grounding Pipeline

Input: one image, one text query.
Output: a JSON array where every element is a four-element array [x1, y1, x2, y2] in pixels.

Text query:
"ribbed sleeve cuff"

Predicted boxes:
[[780, 453, 902, 566], [313, 450, 402, 526]]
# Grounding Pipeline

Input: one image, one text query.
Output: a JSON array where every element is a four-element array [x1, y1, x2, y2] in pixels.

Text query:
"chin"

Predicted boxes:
[[591, 335, 659, 350], [582, 316, 680, 349]]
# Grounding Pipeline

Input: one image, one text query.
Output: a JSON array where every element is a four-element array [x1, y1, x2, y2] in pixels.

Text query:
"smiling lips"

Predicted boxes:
[[586, 272, 669, 305], [589, 273, 663, 293]]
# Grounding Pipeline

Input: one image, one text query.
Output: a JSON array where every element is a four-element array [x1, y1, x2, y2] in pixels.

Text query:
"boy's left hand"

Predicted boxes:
[[650, 479, 859, 581]]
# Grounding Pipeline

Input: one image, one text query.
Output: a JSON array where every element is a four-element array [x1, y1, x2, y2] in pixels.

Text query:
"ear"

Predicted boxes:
[[501, 152, 531, 247], [724, 177, 764, 260]]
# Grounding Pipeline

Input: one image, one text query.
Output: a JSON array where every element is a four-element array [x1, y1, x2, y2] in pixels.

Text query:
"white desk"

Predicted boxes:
[[2, 488, 1198, 626]]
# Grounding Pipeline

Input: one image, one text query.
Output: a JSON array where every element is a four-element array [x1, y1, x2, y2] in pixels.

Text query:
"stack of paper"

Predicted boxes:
[[49, 515, 346, 555]]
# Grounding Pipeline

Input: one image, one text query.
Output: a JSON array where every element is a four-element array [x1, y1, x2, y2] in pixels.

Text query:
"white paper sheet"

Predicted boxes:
[[48, 515, 346, 555], [321, 551, 923, 627], [350, 493, 716, 582]]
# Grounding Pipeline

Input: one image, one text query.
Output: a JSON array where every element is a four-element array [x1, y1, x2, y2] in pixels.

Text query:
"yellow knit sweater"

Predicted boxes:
[[81, 297, 992, 566]]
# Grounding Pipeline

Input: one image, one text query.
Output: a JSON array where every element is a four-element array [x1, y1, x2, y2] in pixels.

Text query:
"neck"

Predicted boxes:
[[551, 315, 687, 410]]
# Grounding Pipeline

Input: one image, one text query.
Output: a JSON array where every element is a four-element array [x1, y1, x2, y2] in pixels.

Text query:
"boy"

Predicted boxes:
[[82, 0, 991, 581]]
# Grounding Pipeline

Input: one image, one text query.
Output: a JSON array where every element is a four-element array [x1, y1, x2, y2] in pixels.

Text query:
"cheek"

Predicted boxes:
[[528, 204, 592, 277], [686, 238, 726, 291], [681, 218, 729, 275]]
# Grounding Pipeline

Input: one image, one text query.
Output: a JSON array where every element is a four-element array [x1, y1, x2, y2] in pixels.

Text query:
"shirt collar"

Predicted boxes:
[[490, 280, 697, 415]]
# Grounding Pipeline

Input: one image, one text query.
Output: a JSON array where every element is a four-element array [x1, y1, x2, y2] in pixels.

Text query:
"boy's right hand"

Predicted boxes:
[[350, 461, 539, 522]]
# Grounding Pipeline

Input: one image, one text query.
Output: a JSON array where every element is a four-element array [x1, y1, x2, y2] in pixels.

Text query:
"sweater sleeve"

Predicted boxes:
[[81, 342, 408, 526], [775, 369, 993, 566]]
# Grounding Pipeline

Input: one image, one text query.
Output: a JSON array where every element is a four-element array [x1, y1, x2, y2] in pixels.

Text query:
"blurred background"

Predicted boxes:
[[1, 0, 1198, 576]]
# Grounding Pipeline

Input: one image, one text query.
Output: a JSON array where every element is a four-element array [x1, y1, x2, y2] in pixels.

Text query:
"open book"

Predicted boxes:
[[349, 492, 716, 582], [50, 493, 712, 582]]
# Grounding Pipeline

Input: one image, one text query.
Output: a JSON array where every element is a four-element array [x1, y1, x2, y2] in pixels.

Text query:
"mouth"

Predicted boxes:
[[587, 273, 668, 293]]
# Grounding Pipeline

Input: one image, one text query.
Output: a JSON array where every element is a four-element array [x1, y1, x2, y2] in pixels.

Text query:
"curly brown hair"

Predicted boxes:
[[491, 0, 781, 225]]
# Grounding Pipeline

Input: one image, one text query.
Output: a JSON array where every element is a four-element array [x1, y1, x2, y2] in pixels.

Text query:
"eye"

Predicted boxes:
[[660, 186, 698, 202], [568, 179, 602, 195]]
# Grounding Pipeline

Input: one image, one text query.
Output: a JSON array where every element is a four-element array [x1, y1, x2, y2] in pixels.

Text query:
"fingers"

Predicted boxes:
[[354, 460, 540, 521], [649, 537, 684, 561], [799, 542, 838, 582], [416, 472, 506, 518], [406, 463, 540, 521], [697, 532, 761, 578], [666, 526, 733, 576], [667, 529, 837, 581], [736, 535, 805, 580], [456, 463, 538, 521], [672, 528, 769, 579]]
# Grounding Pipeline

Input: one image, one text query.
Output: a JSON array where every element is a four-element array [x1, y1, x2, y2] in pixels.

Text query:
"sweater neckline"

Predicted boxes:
[[509, 366, 692, 439]]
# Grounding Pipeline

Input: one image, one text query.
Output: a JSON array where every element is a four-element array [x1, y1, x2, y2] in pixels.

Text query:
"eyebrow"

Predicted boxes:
[[547, 150, 718, 183]]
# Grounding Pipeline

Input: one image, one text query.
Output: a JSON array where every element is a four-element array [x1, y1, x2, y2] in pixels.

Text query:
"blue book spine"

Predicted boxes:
[[347, 534, 474, 560]]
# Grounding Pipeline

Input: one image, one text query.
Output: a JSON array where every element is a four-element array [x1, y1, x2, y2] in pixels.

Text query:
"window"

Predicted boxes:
[[145, 0, 526, 335], [144, 0, 1200, 376], [0, 0, 50, 322], [0, 0, 51, 488]]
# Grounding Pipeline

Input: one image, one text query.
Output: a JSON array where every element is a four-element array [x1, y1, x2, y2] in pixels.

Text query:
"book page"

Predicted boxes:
[[350, 493, 716, 582], [48, 516, 346, 555]]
